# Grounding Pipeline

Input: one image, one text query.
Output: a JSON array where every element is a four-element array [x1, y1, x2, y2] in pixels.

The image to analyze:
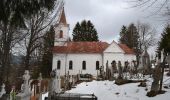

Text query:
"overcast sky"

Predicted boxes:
[[64, 0, 166, 54]]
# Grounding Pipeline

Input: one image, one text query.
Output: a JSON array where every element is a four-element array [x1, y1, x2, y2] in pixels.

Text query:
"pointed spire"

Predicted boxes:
[[59, 7, 67, 25]]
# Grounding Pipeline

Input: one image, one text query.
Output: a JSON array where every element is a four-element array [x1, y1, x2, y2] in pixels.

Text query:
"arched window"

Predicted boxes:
[[69, 60, 73, 70], [82, 61, 86, 70], [57, 60, 61, 69], [96, 61, 99, 70], [59, 30, 63, 38]]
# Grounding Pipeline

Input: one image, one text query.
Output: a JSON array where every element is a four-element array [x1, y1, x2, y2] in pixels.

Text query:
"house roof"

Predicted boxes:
[[53, 42, 109, 53], [53, 42, 135, 54], [118, 44, 135, 54]]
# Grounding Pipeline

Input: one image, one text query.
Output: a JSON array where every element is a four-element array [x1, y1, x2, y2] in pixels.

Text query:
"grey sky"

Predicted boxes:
[[64, 0, 166, 54]]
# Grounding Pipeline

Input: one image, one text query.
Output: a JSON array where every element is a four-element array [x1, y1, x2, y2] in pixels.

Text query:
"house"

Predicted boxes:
[[52, 8, 136, 76]]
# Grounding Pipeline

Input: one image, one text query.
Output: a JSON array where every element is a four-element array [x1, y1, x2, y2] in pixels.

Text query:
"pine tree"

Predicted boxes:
[[119, 23, 140, 64], [41, 26, 55, 78], [158, 25, 170, 54], [72, 20, 99, 41], [119, 25, 128, 44], [72, 22, 81, 41], [119, 23, 139, 49], [127, 23, 139, 49]]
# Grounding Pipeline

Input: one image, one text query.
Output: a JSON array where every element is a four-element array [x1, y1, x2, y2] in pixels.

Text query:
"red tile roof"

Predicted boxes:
[[118, 44, 135, 54], [53, 42, 135, 54], [53, 42, 109, 53]]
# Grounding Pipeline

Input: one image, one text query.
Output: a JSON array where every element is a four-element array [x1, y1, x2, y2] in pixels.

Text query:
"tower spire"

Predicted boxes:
[[59, 7, 67, 25]]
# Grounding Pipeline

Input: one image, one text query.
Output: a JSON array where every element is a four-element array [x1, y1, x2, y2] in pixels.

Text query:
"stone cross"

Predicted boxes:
[[48, 69, 61, 99], [38, 73, 42, 93], [0, 83, 6, 98], [22, 70, 30, 94], [16, 70, 31, 100]]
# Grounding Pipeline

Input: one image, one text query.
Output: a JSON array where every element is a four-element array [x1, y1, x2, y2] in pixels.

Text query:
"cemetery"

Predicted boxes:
[[0, 48, 170, 100], [1, 0, 170, 100]]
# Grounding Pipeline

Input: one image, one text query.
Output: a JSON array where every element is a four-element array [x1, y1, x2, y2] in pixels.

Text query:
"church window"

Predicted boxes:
[[57, 60, 61, 69], [59, 30, 63, 38], [96, 61, 99, 70], [82, 61, 86, 70], [69, 60, 73, 70]]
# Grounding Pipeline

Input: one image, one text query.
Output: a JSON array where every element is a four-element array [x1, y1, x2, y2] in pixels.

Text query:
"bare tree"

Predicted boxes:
[[137, 22, 157, 50], [128, 0, 169, 11], [19, 1, 64, 70]]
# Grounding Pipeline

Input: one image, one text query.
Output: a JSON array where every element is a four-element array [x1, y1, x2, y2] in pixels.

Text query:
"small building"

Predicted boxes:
[[52, 8, 136, 76]]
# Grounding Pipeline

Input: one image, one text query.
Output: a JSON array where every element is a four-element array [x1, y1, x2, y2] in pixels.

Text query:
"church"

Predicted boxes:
[[52, 8, 136, 76]]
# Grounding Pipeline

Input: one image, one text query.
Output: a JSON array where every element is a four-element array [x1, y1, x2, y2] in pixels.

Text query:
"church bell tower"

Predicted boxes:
[[54, 7, 69, 46]]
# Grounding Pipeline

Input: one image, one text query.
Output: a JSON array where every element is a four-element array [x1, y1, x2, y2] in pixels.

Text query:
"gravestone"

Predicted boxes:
[[147, 60, 162, 97], [166, 54, 170, 75], [138, 48, 150, 74], [0, 83, 6, 98], [38, 73, 42, 93], [111, 61, 117, 80], [151, 61, 161, 91], [48, 69, 61, 100], [118, 61, 123, 79], [16, 70, 31, 100], [105, 61, 109, 80]]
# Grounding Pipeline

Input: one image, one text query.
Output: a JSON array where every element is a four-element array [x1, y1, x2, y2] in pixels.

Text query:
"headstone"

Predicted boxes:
[[151, 60, 161, 92], [99, 66, 105, 80], [166, 54, 170, 74], [138, 48, 150, 74], [10, 86, 16, 100], [48, 69, 61, 100], [161, 49, 164, 63], [118, 61, 123, 79], [0, 83, 6, 98], [106, 61, 110, 80], [111, 61, 117, 80], [16, 70, 31, 100], [38, 73, 42, 93]]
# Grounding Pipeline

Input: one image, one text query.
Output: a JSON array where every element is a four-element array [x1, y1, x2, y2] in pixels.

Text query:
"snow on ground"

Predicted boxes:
[[67, 74, 170, 100]]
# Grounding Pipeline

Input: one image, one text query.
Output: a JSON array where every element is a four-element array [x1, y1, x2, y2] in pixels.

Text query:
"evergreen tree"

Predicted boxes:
[[119, 23, 140, 64], [72, 20, 99, 41], [41, 26, 55, 78], [119, 25, 128, 44], [73, 22, 81, 41], [119, 23, 139, 49], [158, 25, 170, 54], [127, 23, 139, 49]]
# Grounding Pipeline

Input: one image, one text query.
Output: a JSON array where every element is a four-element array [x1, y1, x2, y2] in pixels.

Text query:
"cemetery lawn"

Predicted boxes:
[[66, 74, 170, 100]]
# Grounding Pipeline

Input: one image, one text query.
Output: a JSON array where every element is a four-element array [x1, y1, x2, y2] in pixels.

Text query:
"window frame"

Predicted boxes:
[[59, 30, 63, 38], [96, 61, 99, 70], [82, 61, 86, 70], [69, 60, 73, 70], [57, 60, 61, 69]]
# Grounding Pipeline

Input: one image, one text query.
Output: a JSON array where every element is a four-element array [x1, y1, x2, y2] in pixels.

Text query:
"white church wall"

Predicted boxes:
[[124, 54, 136, 62], [53, 53, 102, 76], [104, 41, 124, 53], [103, 53, 125, 70], [52, 54, 67, 74]]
